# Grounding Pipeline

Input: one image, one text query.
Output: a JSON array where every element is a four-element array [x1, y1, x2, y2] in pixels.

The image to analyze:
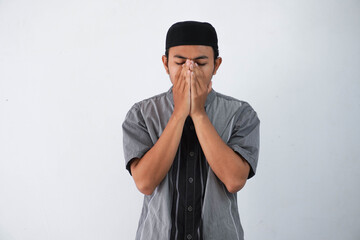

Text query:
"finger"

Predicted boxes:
[[179, 64, 188, 90], [192, 63, 206, 89], [174, 62, 186, 86], [181, 60, 191, 82], [192, 69, 204, 94], [181, 60, 192, 91], [192, 63, 202, 77], [173, 65, 182, 87], [186, 70, 191, 90], [191, 71, 200, 95], [176, 63, 188, 90], [189, 60, 194, 71], [207, 81, 213, 94]]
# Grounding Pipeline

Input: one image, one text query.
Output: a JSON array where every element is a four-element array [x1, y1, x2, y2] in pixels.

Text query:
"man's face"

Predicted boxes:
[[162, 45, 222, 86]]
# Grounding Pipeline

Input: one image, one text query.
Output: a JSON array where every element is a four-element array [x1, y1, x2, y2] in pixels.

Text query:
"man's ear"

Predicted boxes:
[[213, 57, 222, 75], [162, 55, 169, 74]]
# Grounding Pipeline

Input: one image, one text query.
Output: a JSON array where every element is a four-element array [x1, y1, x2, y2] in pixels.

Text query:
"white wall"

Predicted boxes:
[[1, 0, 359, 239]]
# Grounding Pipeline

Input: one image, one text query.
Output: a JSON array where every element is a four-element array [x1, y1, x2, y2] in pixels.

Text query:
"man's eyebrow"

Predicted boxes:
[[173, 55, 209, 60]]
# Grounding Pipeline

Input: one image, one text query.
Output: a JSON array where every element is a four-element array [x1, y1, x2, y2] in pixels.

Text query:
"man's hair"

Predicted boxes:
[[164, 47, 219, 63]]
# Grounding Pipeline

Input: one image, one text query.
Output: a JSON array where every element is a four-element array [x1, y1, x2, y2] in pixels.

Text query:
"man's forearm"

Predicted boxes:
[[192, 113, 250, 193], [131, 112, 186, 195]]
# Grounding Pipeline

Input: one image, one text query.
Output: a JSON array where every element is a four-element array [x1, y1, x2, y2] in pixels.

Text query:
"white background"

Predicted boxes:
[[1, 0, 359, 239]]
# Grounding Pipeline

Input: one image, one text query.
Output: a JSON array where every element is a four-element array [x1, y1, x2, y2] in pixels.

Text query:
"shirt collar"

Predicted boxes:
[[166, 86, 216, 108]]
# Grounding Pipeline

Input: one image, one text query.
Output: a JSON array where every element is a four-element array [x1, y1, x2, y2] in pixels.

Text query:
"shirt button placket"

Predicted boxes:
[[186, 123, 195, 240]]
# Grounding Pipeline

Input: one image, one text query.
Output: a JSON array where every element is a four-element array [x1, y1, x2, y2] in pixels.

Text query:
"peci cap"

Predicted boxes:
[[165, 21, 218, 52]]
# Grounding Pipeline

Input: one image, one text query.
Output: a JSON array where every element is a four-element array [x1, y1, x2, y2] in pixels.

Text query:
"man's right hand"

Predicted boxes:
[[130, 59, 192, 195], [172, 59, 191, 120]]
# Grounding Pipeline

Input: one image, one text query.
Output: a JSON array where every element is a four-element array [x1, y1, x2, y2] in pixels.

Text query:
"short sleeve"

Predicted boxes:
[[122, 104, 153, 176], [227, 106, 260, 179]]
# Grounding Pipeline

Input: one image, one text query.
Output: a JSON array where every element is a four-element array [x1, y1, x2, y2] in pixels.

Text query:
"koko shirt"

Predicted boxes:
[[122, 87, 260, 240]]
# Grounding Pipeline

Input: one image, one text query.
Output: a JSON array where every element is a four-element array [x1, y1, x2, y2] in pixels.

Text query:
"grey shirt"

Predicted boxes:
[[122, 87, 260, 240]]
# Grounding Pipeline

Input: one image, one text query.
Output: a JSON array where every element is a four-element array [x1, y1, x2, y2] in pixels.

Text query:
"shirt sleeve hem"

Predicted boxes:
[[125, 150, 148, 176], [229, 145, 257, 179]]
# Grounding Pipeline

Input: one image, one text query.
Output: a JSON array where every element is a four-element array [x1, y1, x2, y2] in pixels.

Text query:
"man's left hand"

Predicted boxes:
[[189, 61, 212, 118]]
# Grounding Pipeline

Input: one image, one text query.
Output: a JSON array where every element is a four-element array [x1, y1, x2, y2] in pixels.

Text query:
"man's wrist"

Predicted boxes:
[[171, 110, 188, 124], [190, 109, 207, 122]]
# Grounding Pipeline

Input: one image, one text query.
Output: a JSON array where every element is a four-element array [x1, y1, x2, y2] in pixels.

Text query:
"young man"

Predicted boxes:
[[122, 21, 260, 240]]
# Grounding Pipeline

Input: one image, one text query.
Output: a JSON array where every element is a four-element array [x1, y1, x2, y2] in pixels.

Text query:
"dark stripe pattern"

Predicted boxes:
[[170, 116, 209, 240]]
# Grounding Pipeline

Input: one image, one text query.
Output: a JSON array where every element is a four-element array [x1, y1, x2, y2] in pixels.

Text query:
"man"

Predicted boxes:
[[122, 21, 260, 240]]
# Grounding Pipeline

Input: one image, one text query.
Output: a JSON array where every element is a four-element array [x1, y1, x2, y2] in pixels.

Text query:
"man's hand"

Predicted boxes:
[[173, 59, 191, 120], [130, 60, 192, 195], [189, 61, 212, 118]]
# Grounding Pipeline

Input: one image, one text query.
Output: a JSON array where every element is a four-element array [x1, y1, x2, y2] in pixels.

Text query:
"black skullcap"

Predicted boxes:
[[165, 21, 218, 51]]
